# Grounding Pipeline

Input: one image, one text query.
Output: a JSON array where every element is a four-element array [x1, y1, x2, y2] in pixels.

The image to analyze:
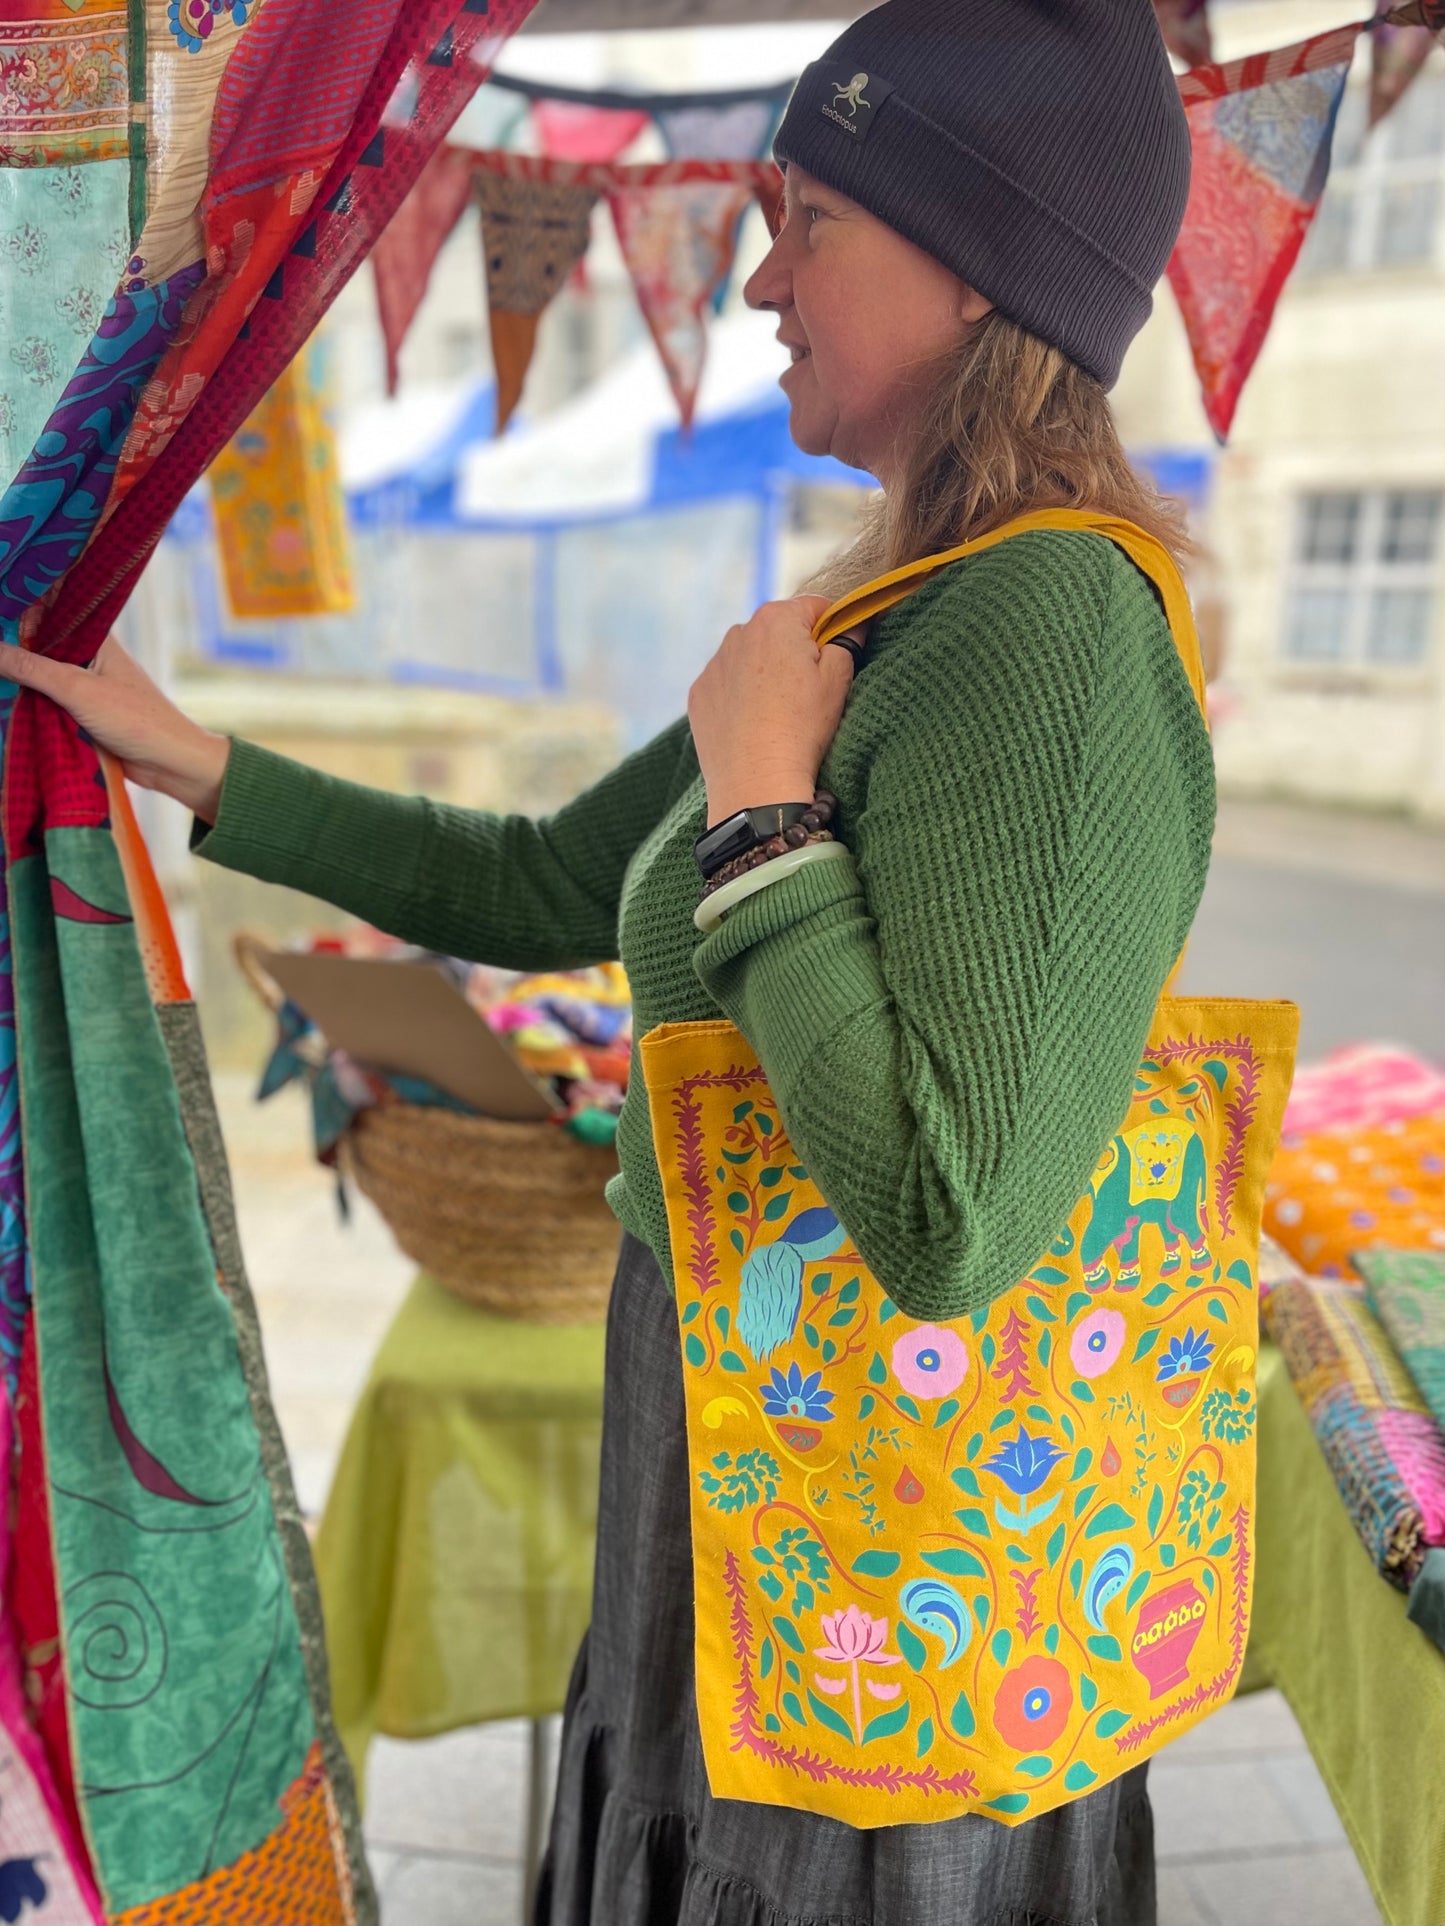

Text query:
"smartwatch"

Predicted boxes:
[[694, 803, 812, 880]]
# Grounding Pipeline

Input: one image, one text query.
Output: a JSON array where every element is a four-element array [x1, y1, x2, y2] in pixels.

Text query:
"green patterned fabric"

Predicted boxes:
[[1361, 1248, 1445, 1435]]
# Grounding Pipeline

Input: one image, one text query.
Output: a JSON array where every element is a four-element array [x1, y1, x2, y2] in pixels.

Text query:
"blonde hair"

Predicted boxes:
[[806, 310, 1192, 603]]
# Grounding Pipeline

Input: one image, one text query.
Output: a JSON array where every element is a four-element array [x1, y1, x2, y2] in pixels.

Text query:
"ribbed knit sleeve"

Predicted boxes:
[[695, 534, 1215, 1322], [194, 718, 698, 969]]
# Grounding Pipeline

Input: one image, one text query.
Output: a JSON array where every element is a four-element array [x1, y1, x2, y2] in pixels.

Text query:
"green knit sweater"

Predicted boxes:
[[197, 529, 1215, 1321]]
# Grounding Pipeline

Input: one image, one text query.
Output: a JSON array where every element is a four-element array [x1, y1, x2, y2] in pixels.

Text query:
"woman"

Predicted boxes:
[[0, 1, 1213, 1919]]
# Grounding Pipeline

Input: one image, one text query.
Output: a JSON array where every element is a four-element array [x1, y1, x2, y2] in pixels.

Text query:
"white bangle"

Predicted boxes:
[[693, 838, 850, 934]]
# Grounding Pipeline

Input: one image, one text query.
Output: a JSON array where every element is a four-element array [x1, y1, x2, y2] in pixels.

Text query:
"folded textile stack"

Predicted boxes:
[[1263, 1272, 1445, 1651], [1263, 1043, 1445, 1280]]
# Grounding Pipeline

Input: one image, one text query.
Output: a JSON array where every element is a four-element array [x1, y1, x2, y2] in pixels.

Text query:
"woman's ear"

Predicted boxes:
[[959, 283, 995, 325]]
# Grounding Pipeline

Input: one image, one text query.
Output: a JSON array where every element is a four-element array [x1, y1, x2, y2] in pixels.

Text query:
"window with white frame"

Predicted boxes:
[[1299, 67, 1445, 274], [1285, 489, 1442, 667]]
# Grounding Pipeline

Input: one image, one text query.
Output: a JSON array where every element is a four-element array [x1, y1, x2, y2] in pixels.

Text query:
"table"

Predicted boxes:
[[1249, 1343, 1445, 1926], [313, 1270, 606, 1897]]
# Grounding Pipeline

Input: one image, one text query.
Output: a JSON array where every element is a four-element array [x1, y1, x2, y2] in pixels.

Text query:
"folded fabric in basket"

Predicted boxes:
[[1359, 1248, 1445, 1437], [1263, 1108, 1445, 1280], [1263, 1274, 1445, 1589], [1282, 1043, 1445, 1138]]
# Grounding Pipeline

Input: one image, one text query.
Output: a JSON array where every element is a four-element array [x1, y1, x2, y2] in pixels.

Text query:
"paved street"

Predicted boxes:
[[226, 795, 1444, 1925]]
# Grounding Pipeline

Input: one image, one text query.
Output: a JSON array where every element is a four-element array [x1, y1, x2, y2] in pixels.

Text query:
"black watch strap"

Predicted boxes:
[[694, 803, 812, 880]]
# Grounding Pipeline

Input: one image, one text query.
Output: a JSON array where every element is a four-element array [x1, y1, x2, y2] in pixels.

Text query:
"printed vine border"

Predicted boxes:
[[671, 1066, 769, 1300]]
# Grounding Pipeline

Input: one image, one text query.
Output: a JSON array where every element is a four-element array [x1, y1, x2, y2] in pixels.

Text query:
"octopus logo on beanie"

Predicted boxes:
[[822, 70, 897, 140]]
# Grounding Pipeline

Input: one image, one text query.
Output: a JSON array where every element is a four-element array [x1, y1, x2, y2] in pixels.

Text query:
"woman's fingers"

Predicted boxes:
[[0, 639, 94, 710]]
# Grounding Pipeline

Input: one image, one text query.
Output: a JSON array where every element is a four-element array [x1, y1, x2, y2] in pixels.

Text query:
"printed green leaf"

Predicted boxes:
[[684, 1334, 706, 1368], [896, 1621, 928, 1673], [966, 1432, 985, 1463], [1044, 1624, 1060, 1656], [828, 1308, 857, 1328], [1086, 1635, 1123, 1663], [732, 1101, 754, 1121], [1208, 1533, 1235, 1557], [1132, 1330, 1160, 1362], [760, 1637, 774, 1680], [726, 1190, 749, 1214], [1228, 1259, 1254, 1291], [1072, 1483, 1099, 1519], [1033, 1264, 1070, 1285], [1039, 1330, 1052, 1367], [756, 1114, 774, 1135], [868, 1351, 888, 1385], [920, 1548, 986, 1579], [1142, 1284, 1175, 1308], [1016, 1755, 1054, 1777], [839, 1276, 861, 1304], [785, 1659, 800, 1684], [1027, 1404, 1055, 1427], [759, 1165, 785, 1188], [896, 1395, 923, 1422], [980, 1334, 997, 1370], [973, 1594, 991, 1631], [1095, 1709, 1131, 1738], [1079, 1673, 1098, 1712], [762, 1192, 792, 1221], [951, 1467, 982, 1498], [808, 1689, 856, 1741], [1124, 1572, 1151, 1614], [970, 1307, 990, 1334], [1065, 1292, 1093, 1323], [764, 1713, 781, 1733], [862, 1701, 911, 1746], [1071, 1449, 1094, 1481], [1064, 1762, 1099, 1792], [788, 1164, 808, 1180], [916, 1716, 936, 1758], [933, 1397, 961, 1429], [1025, 1294, 1058, 1323], [1201, 1566, 1216, 1595], [729, 1229, 745, 1255], [949, 1690, 976, 1740], [879, 1299, 898, 1323], [715, 1305, 730, 1339], [1149, 1098, 1169, 1115], [681, 1301, 701, 1325], [821, 1340, 837, 1363], [1086, 1504, 1136, 1539], [1045, 1522, 1065, 1568], [857, 1393, 876, 1421], [989, 1409, 1017, 1433], [721, 1149, 754, 1166], [1059, 1410, 1076, 1444], [952, 1507, 991, 1538], [852, 1550, 902, 1578], [1147, 1484, 1165, 1537], [1070, 1380, 1096, 1404], [1159, 1542, 1177, 1568], [719, 1350, 747, 1373], [772, 1615, 805, 1654], [1005, 1543, 1031, 1564], [1068, 1558, 1084, 1599], [990, 1628, 1013, 1669], [811, 1272, 832, 1296], [1207, 1297, 1228, 1323], [986, 1794, 1031, 1815], [751, 1547, 774, 1565], [782, 1691, 807, 1726]]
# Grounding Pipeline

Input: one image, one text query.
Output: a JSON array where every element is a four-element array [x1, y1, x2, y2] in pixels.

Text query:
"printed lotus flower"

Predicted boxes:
[[813, 1606, 901, 1666], [891, 1322, 969, 1399], [994, 1653, 1073, 1753], [982, 1426, 1066, 1498], [1156, 1326, 1215, 1383], [759, 1360, 835, 1423], [1070, 1307, 1126, 1379]]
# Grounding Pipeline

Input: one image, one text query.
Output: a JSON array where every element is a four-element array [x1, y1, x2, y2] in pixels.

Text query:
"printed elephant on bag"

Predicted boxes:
[[1079, 1119, 1210, 1291]]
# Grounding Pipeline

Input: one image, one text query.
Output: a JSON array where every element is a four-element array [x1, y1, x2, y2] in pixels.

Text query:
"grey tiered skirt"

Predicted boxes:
[[536, 1233, 1156, 1926]]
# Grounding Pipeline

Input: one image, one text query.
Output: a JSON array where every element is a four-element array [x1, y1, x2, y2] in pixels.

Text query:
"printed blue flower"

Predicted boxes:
[[1156, 1326, 1216, 1382], [981, 1426, 1066, 1497], [760, 1359, 835, 1423]]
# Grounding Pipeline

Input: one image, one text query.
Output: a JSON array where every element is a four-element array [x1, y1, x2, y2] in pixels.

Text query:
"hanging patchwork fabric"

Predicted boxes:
[[644, 511, 1298, 1827]]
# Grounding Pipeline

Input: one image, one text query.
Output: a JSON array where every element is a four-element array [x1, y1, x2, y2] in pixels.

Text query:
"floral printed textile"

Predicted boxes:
[[1264, 1108, 1445, 1280], [643, 512, 1299, 1829], [1282, 1042, 1445, 1139]]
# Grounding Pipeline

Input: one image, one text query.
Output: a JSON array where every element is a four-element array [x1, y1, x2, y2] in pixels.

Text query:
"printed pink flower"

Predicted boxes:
[[891, 1323, 969, 1399], [813, 1606, 901, 1665], [1070, 1307, 1126, 1379]]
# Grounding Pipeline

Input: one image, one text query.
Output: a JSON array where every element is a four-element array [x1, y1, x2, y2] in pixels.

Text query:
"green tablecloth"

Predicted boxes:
[[313, 1274, 605, 1792], [313, 1285, 1445, 1917], [1251, 1342, 1445, 1926]]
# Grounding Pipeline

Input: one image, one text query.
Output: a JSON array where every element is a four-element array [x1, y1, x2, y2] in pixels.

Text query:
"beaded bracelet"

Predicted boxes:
[[698, 790, 839, 901], [693, 839, 851, 935]]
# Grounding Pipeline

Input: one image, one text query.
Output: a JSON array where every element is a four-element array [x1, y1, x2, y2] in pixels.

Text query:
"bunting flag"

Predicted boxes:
[[1166, 23, 1361, 443], [1369, 9, 1438, 125], [1154, 0, 1213, 68], [372, 145, 477, 395], [609, 177, 759, 430], [209, 337, 355, 620], [532, 99, 650, 162], [0, 2, 539, 1921], [475, 163, 603, 431], [656, 96, 782, 162]]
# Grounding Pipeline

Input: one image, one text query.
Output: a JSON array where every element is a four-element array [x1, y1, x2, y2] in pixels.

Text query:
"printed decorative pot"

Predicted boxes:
[[1130, 1578, 1208, 1699]]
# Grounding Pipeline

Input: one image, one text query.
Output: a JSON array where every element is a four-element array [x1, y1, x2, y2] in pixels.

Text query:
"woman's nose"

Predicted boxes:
[[744, 234, 790, 313]]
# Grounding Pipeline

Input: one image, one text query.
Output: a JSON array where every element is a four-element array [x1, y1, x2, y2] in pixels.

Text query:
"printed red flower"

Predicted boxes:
[[993, 1654, 1073, 1753]]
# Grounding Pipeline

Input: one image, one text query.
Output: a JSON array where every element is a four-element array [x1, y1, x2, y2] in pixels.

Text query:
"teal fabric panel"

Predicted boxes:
[[17, 830, 315, 1913], [1361, 1248, 1445, 1435], [1407, 1547, 1445, 1657], [0, 163, 130, 482]]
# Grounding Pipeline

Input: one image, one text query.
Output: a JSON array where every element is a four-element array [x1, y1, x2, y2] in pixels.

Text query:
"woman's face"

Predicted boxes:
[[744, 166, 992, 484]]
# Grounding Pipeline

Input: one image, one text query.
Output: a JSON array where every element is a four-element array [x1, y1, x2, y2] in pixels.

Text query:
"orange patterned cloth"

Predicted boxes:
[[1263, 1110, 1445, 1281]]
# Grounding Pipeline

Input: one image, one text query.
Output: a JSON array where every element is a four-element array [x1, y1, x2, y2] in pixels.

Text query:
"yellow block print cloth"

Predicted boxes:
[[209, 336, 355, 620], [642, 513, 1299, 1828]]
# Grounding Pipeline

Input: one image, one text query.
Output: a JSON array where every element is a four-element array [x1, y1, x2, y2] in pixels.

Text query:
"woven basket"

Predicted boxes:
[[342, 1095, 620, 1323], [234, 931, 620, 1323]]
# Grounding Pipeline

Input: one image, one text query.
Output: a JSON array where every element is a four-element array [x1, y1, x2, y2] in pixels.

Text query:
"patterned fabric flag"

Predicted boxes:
[[1369, 13, 1438, 126], [371, 144, 477, 394], [0, 1, 539, 1920], [532, 98, 649, 163], [475, 163, 602, 432], [1166, 23, 1361, 443], [1263, 1273, 1445, 1588], [1153, 0, 1212, 68], [1361, 1249, 1445, 1437], [609, 179, 758, 429], [209, 335, 355, 619], [656, 97, 781, 162]]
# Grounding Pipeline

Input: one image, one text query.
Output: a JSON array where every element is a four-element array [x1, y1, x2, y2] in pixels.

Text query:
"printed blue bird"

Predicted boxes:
[[736, 1204, 848, 1361]]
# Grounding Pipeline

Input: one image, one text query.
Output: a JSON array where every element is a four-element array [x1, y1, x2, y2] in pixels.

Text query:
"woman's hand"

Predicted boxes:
[[688, 595, 855, 826], [0, 635, 231, 823]]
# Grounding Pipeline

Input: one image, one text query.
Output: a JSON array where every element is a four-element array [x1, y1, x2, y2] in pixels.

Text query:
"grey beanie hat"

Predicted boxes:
[[772, 0, 1191, 389]]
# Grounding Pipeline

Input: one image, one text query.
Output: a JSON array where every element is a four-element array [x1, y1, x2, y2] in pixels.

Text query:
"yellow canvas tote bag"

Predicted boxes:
[[641, 510, 1299, 1828]]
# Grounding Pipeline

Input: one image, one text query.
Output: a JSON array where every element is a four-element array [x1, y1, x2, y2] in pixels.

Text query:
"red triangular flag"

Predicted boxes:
[[372, 146, 477, 395]]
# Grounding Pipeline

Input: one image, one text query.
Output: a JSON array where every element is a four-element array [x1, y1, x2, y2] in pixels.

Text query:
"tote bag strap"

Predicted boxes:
[[813, 507, 1209, 728]]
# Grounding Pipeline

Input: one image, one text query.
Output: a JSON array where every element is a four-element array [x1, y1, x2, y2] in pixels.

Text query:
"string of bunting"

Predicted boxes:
[[372, 1, 1443, 447]]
